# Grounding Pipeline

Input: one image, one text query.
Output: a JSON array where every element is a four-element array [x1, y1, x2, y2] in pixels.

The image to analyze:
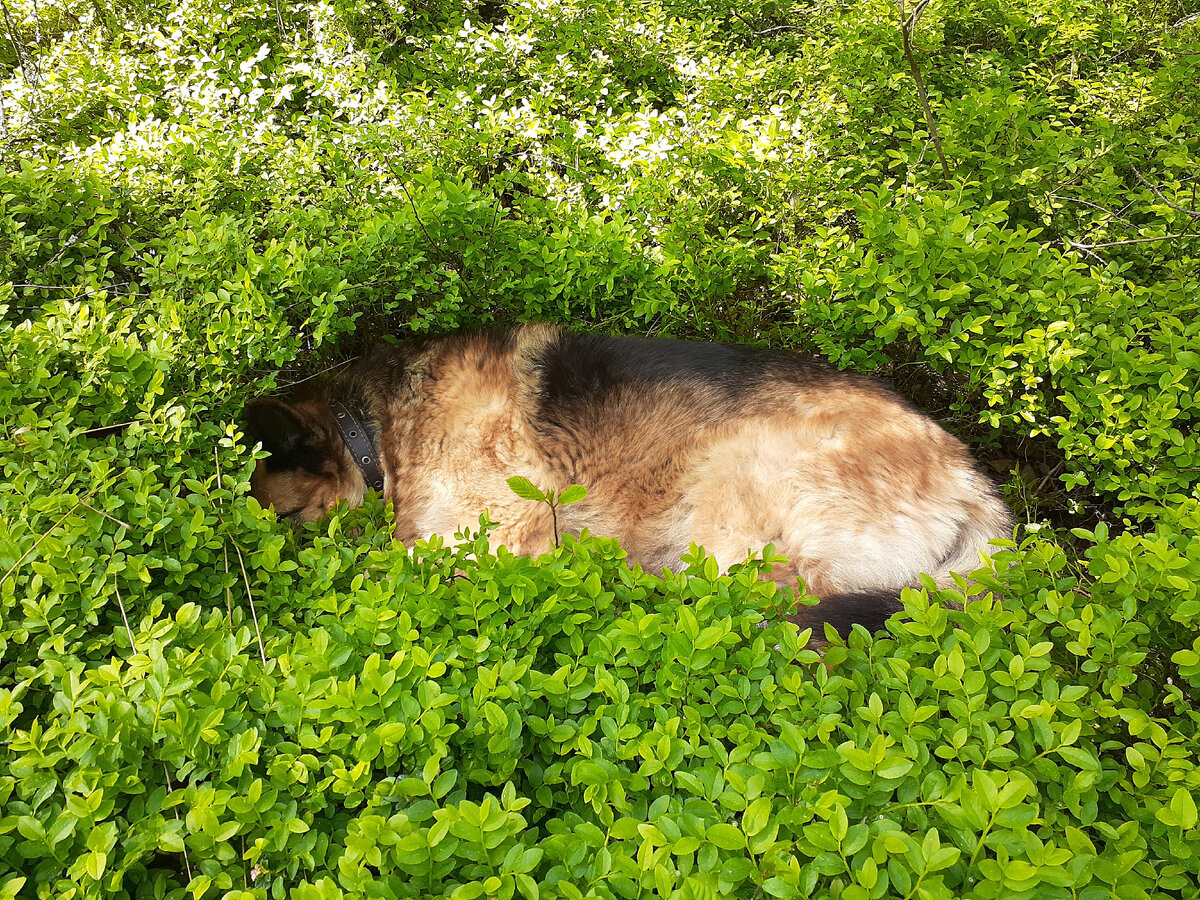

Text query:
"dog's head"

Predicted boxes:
[[243, 395, 364, 523]]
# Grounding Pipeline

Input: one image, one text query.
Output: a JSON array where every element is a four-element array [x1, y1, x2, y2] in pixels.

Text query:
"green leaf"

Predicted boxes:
[[1160, 787, 1199, 830], [85, 851, 106, 881], [761, 876, 800, 898], [706, 823, 745, 851], [1056, 747, 1099, 771], [507, 476, 546, 502], [557, 484, 588, 505]]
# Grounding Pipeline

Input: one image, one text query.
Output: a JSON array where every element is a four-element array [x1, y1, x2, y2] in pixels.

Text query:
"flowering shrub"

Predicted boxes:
[[2, 0, 1198, 896]]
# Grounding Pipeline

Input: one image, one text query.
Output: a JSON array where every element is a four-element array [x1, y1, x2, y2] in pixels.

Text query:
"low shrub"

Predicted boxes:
[[2, 0, 1199, 896], [2, 477, 1198, 897]]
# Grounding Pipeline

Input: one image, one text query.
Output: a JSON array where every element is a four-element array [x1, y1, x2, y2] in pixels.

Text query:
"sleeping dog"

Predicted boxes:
[[244, 324, 1011, 637]]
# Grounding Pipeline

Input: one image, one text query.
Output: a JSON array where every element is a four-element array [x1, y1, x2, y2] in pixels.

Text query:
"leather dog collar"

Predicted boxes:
[[331, 400, 385, 492]]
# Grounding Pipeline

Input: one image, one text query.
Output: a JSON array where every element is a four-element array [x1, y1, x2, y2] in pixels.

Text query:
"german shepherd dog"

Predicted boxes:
[[245, 325, 1011, 637]]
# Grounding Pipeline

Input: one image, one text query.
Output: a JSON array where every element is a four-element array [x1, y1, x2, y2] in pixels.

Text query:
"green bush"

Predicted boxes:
[[2, 0, 1199, 896], [2, 485, 1198, 897], [775, 186, 1200, 509]]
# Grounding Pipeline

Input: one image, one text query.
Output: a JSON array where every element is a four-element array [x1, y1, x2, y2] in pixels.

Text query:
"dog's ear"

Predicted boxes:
[[243, 398, 328, 473]]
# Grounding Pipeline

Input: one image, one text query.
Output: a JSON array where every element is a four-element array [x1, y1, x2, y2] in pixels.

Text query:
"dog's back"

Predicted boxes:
[[246, 325, 1012, 637], [526, 332, 1010, 618]]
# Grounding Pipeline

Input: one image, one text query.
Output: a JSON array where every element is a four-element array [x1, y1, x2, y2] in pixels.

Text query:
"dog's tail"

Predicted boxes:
[[789, 501, 1010, 641], [788, 589, 905, 640]]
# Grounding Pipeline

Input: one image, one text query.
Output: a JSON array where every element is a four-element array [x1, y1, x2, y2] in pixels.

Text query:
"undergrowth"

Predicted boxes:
[[1, 0, 1198, 896]]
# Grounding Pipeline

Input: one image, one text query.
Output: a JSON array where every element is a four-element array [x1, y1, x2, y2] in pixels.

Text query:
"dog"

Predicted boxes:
[[244, 324, 1011, 637]]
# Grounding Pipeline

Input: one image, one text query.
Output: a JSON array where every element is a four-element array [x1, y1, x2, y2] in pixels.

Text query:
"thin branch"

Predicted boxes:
[[231, 538, 269, 665], [1047, 193, 1134, 225], [905, 0, 934, 30], [389, 172, 484, 308], [278, 356, 358, 389], [894, 0, 951, 180], [1037, 462, 1065, 495], [11, 282, 95, 289], [1106, 8, 1200, 64], [0, 0, 37, 88], [0, 499, 85, 590], [752, 24, 797, 36], [114, 577, 136, 652], [82, 420, 137, 436], [162, 765, 194, 882], [1066, 233, 1195, 251], [1072, 244, 1108, 265], [40, 231, 80, 269], [728, 8, 797, 37], [1132, 166, 1200, 218], [214, 449, 234, 620], [223, 543, 234, 620], [482, 183, 503, 308], [79, 500, 131, 530], [11, 282, 150, 299]]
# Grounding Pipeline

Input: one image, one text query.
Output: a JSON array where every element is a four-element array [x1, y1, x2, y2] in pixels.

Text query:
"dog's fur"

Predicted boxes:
[[245, 325, 1011, 636]]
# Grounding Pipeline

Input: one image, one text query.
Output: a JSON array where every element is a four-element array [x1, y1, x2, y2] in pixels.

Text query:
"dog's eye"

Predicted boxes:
[[276, 505, 305, 521]]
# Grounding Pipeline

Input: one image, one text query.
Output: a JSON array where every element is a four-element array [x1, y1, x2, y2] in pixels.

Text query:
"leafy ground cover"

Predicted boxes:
[[1, 0, 1199, 897]]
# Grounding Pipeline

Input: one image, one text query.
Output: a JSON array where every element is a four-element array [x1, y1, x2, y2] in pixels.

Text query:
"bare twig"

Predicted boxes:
[[1072, 244, 1107, 265], [79, 421, 137, 442], [12, 282, 138, 290], [338, 277, 405, 294], [79, 500, 131, 530], [0, 498, 86, 590], [728, 8, 797, 36], [0, 0, 38, 88], [162, 765, 194, 882], [905, 0, 934, 30], [209, 449, 267, 663], [82, 421, 137, 435], [1047, 193, 1134, 224], [894, 0, 951, 180], [389, 172, 484, 308], [1106, 6, 1200, 63], [231, 539, 269, 665], [40, 231, 81, 270], [11, 282, 150, 299], [755, 24, 798, 35], [1132, 167, 1200, 217], [213, 447, 224, 496], [114, 577, 136, 652], [222, 544, 233, 620], [1036, 462, 1065, 495], [278, 356, 358, 389], [483, 186, 503, 307], [1067, 233, 1195, 251], [214, 449, 235, 620]]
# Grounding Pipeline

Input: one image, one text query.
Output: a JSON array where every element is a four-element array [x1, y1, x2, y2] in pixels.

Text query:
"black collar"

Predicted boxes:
[[331, 399, 385, 492]]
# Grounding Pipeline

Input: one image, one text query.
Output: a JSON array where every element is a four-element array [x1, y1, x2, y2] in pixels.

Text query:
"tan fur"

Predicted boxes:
[[246, 326, 1012, 631]]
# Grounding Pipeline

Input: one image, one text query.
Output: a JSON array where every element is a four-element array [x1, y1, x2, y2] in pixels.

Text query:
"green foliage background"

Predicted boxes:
[[1, 0, 1199, 897]]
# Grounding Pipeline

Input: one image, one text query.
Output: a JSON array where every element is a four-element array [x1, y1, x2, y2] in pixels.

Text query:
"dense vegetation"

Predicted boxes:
[[2, 0, 1199, 896]]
